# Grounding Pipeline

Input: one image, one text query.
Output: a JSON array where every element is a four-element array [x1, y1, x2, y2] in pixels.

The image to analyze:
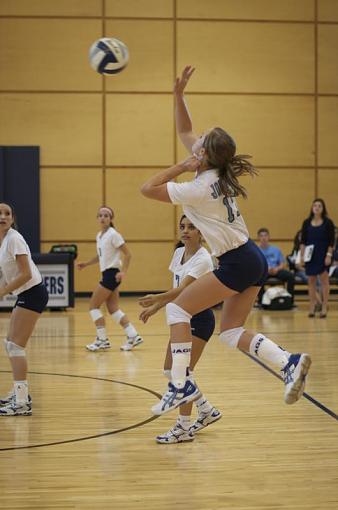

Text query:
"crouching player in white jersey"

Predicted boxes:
[[0, 203, 49, 416], [141, 66, 311, 415], [77, 206, 143, 351], [139, 215, 221, 443]]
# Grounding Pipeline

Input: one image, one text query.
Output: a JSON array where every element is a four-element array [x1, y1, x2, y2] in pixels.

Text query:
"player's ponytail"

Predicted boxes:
[[203, 127, 257, 198]]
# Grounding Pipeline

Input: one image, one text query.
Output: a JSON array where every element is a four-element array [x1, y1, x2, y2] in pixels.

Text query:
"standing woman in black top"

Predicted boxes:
[[300, 198, 335, 318]]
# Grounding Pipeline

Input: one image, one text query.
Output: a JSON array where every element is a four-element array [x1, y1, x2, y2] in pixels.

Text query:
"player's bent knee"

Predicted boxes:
[[166, 303, 192, 326], [111, 309, 125, 323], [219, 327, 245, 349], [4, 339, 26, 358], [89, 308, 103, 322]]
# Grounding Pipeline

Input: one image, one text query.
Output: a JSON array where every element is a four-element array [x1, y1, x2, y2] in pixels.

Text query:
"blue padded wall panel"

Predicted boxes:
[[0, 146, 40, 252]]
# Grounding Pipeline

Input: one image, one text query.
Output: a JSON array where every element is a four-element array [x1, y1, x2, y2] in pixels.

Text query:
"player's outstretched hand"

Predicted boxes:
[[174, 65, 195, 96], [139, 304, 159, 323]]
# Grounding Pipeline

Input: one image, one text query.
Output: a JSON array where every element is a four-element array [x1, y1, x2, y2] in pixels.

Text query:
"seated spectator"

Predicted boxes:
[[257, 228, 295, 304]]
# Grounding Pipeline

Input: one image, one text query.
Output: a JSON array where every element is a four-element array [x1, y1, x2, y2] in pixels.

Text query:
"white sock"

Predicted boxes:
[[124, 323, 138, 339], [171, 342, 192, 388], [195, 396, 213, 414], [249, 334, 290, 369], [178, 414, 191, 431], [163, 369, 192, 382], [14, 381, 28, 404], [96, 326, 107, 341]]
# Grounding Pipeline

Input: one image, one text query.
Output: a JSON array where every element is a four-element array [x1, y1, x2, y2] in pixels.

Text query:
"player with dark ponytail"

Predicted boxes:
[[139, 215, 221, 443]]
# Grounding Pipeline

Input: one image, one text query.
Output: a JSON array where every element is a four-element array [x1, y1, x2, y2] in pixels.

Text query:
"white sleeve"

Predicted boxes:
[[168, 253, 176, 273], [169, 248, 183, 273], [167, 179, 206, 206], [111, 231, 125, 249], [187, 257, 213, 280], [8, 236, 29, 257]]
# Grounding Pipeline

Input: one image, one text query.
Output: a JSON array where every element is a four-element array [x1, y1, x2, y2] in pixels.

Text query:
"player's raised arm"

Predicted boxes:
[[175, 66, 198, 153]]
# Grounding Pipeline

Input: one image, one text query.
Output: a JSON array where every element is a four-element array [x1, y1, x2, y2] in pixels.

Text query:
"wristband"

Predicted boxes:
[[326, 253, 332, 257]]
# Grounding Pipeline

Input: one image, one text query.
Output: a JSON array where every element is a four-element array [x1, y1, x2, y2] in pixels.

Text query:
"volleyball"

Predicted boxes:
[[89, 37, 129, 75]]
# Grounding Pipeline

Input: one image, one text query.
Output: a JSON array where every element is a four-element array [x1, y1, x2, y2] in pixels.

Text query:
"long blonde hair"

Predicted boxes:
[[203, 127, 257, 198]]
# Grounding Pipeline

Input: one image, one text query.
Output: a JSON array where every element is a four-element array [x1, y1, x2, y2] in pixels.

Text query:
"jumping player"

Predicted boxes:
[[141, 66, 311, 414], [139, 215, 221, 443], [0, 202, 49, 416], [77, 206, 143, 351]]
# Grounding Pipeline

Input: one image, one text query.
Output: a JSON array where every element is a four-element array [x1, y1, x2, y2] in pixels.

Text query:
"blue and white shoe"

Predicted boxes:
[[120, 335, 143, 351], [86, 338, 111, 351], [190, 407, 222, 433], [156, 423, 194, 444], [151, 380, 201, 416], [282, 353, 311, 404], [0, 399, 32, 416]]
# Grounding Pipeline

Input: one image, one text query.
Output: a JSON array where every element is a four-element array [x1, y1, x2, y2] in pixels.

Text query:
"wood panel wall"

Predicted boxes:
[[0, 0, 337, 292]]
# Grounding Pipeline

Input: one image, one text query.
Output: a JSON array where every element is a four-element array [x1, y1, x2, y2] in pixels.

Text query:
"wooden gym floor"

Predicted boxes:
[[0, 297, 337, 510]]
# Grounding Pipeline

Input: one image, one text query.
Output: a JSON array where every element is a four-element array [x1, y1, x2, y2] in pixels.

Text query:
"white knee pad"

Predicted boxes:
[[89, 308, 103, 322], [111, 309, 125, 324], [166, 303, 192, 326], [219, 327, 245, 349], [4, 339, 26, 358]]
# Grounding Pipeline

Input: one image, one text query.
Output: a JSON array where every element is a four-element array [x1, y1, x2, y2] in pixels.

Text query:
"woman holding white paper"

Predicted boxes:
[[300, 199, 335, 318]]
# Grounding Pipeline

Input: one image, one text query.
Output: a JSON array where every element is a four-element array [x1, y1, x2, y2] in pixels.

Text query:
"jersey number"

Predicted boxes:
[[223, 197, 240, 223]]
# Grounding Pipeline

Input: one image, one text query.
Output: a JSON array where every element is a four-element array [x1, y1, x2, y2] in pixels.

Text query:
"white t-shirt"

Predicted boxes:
[[0, 228, 42, 295], [96, 227, 125, 272], [167, 169, 249, 257], [169, 246, 214, 288]]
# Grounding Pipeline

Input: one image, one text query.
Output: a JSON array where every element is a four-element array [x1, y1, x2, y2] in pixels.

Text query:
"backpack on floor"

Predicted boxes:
[[261, 286, 293, 310]]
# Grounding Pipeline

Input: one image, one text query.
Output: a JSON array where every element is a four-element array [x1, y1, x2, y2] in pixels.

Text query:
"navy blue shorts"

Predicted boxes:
[[14, 282, 49, 314], [191, 308, 215, 342], [100, 268, 121, 292], [213, 239, 268, 293]]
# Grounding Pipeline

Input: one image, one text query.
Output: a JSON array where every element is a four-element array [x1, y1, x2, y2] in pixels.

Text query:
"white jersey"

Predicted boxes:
[[167, 169, 249, 257], [96, 227, 125, 272], [0, 228, 42, 295], [169, 246, 214, 288]]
